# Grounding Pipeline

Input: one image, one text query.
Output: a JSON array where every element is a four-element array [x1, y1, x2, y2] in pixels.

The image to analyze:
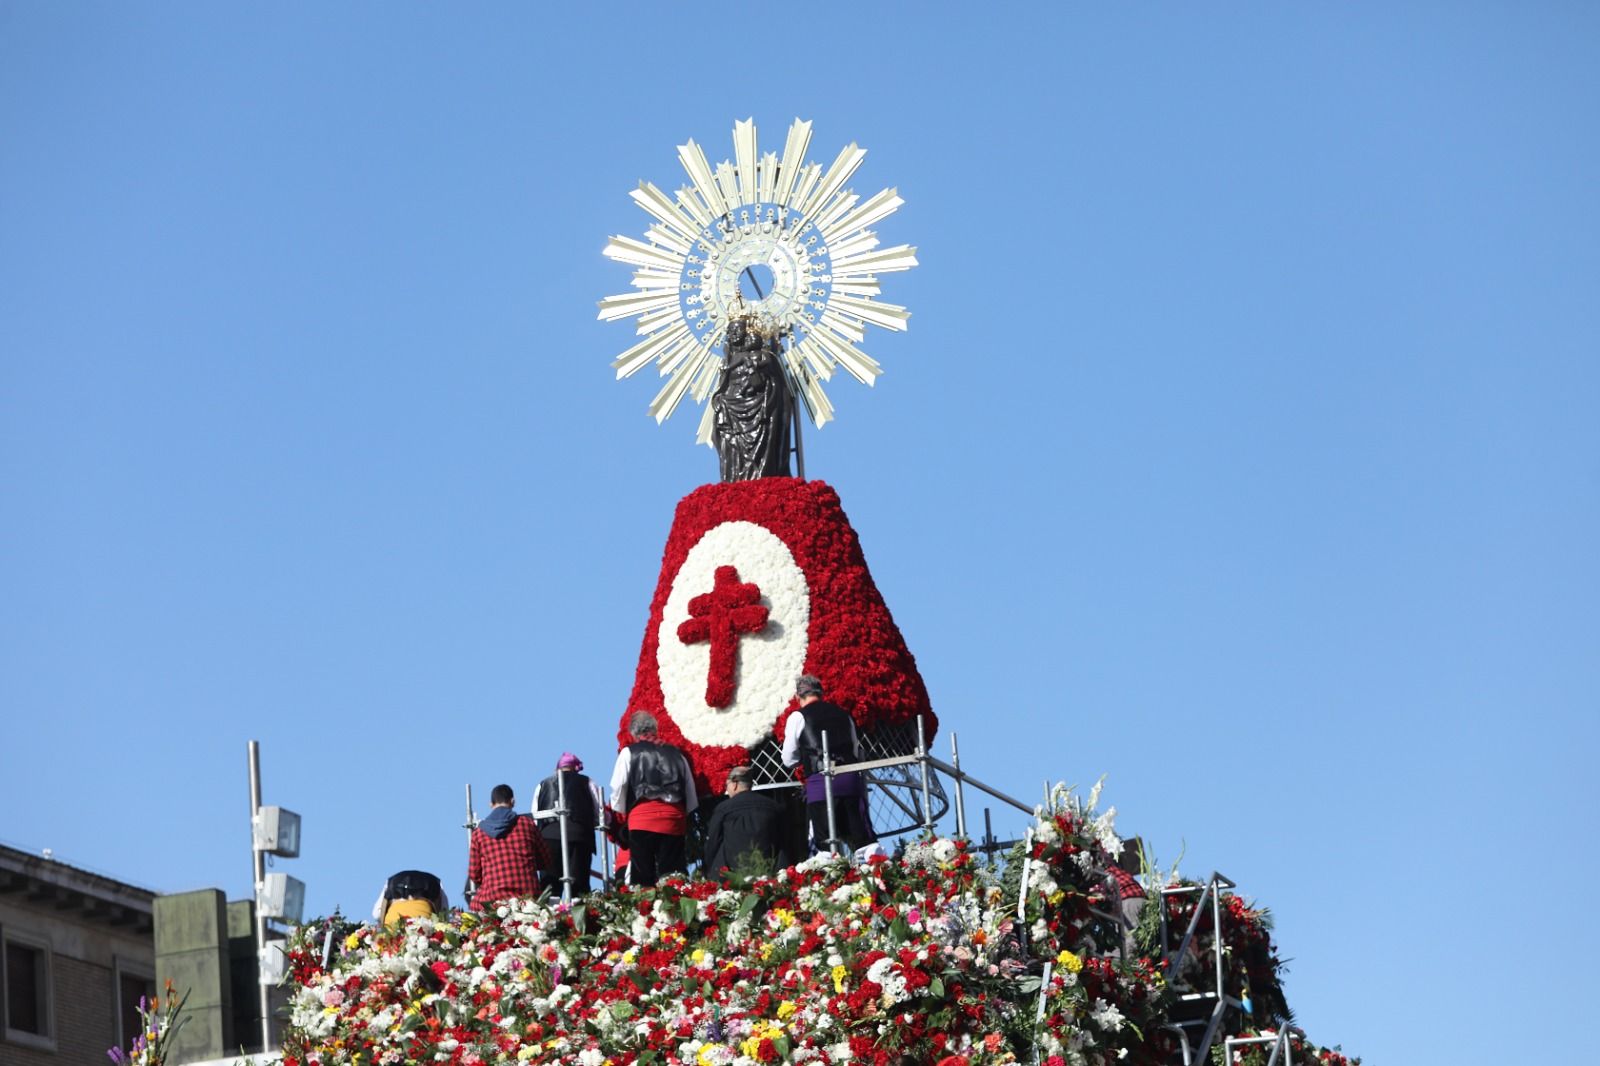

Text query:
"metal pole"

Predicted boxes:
[[792, 397, 806, 481], [463, 784, 477, 906], [556, 770, 573, 903], [1043, 780, 1053, 814], [982, 807, 995, 861], [821, 732, 839, 855], [915, 714, 933, 833], [1211, 874, 1225, 1000], [949, 732, 967, 839], [599, 786, 613, 885], [920, 755, 1036, 816], [247, 740, 270, 1053]]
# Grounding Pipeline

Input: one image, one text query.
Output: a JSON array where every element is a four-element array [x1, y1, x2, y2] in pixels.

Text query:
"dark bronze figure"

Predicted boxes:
[[712, 317, 793, 482]]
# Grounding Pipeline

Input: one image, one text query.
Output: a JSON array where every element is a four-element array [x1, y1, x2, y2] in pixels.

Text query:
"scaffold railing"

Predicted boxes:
[[496, 729, 1272, 1066], [1222, 1029, 1294, 1066], [1160, 872, 1245, 1066]]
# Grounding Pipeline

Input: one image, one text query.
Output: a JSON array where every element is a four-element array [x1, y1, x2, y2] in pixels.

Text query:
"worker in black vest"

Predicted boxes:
[[608, 711, 698, 886], [533, 752, 603, 896], [780, 674, 873, 854]]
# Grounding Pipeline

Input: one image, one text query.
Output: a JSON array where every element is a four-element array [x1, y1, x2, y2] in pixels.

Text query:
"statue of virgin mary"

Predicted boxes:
[[711, 316, 793, 482]]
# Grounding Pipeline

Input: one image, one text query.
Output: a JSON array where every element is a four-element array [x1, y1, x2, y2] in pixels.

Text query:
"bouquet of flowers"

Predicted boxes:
[[107, 980, 187, 1066]]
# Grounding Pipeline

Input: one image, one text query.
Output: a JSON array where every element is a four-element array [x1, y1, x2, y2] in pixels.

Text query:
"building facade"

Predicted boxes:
[[0, 844, 155, 1066]]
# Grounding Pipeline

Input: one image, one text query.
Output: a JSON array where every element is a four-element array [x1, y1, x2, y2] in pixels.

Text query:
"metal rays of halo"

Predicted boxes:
[[597, 118, 918, 444]]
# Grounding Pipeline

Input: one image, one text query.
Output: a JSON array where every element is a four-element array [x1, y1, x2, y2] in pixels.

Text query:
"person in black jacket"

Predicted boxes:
[[533, 752, 603, 896], [702, 766, 788, 882]]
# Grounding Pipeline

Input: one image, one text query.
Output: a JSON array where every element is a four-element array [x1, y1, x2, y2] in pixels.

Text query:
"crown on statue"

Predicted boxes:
[[722, 295, 787, 350]]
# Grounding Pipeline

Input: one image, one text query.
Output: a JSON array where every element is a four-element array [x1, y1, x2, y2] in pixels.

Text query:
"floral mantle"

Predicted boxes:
[[623, 478, 935, 792]]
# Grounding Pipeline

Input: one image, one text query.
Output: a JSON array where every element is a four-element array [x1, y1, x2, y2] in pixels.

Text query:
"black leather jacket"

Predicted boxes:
[[534, 770, 599, 841], [796, 701, 859, 776], [626, 741, 689, 805]]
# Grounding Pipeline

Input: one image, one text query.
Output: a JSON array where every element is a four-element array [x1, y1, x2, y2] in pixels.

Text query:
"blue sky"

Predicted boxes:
[[3, 5, 1596, 1061]]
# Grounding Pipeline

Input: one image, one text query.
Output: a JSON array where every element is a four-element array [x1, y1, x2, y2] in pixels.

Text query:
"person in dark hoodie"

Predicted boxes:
[[467, 783, 547, 910], [702, 765, 788, 882]]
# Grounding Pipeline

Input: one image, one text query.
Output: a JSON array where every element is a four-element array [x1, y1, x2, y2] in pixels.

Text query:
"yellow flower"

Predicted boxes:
[[517, 1048, 538, 1061], [1056, 949, 1083, 973], [691, 948, 707, 965], [345, 932, 361, 950], [739, 1019, 783, 1056], [1048, 890, 1066, 906], [831, 964, 848, 993], [777, 1000, 797, 1020]]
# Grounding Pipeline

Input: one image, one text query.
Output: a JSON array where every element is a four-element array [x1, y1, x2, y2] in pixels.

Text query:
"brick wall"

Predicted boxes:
[[0, 956, 116, 1066]]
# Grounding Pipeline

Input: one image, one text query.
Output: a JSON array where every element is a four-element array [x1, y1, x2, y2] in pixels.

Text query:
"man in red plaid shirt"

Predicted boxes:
[[468, 784, 548, 910]]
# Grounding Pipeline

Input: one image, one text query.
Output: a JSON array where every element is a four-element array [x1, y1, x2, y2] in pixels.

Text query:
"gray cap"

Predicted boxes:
[[796, 674, 824, 697]]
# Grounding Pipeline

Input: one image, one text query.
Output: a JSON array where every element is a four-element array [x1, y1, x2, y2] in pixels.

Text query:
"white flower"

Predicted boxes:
[[866, 956, 910, 1004], [1090, 998, 1125, 1032], [1093, 806, 1121, 855], [796, 850, 844, 874]]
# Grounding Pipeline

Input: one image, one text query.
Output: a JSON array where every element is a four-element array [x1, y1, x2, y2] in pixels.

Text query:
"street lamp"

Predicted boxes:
[[248, 741, 302, 1053]]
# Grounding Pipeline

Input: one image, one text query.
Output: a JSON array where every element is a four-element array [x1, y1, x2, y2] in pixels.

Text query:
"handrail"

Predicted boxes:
[[1224, 1030, 1293, 1066]]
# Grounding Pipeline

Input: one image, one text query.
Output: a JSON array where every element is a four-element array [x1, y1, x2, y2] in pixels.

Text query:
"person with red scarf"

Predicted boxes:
[[608, 711, 698, 886]]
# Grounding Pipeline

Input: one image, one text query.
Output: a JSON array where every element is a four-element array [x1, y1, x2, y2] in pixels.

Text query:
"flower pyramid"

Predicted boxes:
[[620, 478, 934, 791], [273, 479, 1356, 1065]]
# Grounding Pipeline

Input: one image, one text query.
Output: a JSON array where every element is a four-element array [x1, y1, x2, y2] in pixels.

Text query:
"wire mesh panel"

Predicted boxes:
[[745, 737, 794, 787], [744, 720, 948, 840], [861, 721, 948, 838]]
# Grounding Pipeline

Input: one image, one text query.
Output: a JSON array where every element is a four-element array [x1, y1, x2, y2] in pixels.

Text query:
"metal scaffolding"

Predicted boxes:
[[1160, 872, 1246, 1066]]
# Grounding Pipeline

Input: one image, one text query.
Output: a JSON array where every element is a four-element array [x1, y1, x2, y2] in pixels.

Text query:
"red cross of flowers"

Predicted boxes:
[[676, 564, 770, 708]]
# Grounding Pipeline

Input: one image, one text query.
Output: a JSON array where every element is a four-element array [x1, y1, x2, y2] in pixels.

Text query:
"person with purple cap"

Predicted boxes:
[[533, 752, 603, 895]]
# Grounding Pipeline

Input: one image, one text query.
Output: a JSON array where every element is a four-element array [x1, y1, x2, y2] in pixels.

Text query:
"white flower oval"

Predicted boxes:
[[657, 520, 810, 749]]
